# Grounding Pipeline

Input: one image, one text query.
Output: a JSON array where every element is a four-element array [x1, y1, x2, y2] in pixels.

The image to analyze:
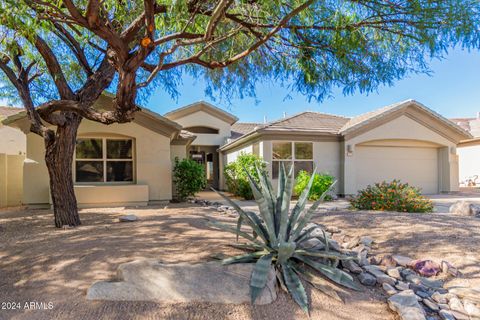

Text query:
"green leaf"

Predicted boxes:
[[288, 167, 317, 234], [292, 262, 343, 302], [292, 180, 337, 240], [277, 241, 296, 264], [208, 221, 269, 250], [278, 163, 294, 242], [222, 251, 266, 265], [282, 263, 309, 314], [250, 253, 274, 303], [294, 255, 361, 291]]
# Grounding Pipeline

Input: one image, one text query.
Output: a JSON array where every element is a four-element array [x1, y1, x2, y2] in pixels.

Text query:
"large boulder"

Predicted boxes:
[[87, 260, 277, 305], [449, 201, 480, 216]]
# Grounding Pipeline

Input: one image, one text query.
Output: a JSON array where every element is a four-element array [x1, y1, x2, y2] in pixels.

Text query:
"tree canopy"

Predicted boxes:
[[1, 0, 479, 115]]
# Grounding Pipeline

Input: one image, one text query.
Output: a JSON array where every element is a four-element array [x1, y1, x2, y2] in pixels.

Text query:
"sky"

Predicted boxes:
[[146, 47, 480, 123]]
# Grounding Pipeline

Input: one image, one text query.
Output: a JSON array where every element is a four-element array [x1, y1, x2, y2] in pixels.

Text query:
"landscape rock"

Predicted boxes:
[[342, 260, 363, 274], [463, 300, 480, 318], [363, 265, 396, 285], [396, 281, 410, 291], [448, 287, 480, 304], [449, 200, 480, 216], [87, 260, 277, 305], [423, 299, 439, 311], [301, 238, 325, 250], [358, 272, 376, 286], [383, 283, 398, 295], [387, 267, 403, 280], [393, 255, 414, 267], [328, 240, 342, 252], [357, 250, 369, 267], [411, 260, 441, 277], [344, 236, 361, 249], [441, 261, 458, 277], [381, 255, 398, 268], [432, 292, 448, 304], [448, 297, 465, 313], [388, 290, 426, 320], [449, 311, 469, 320], [439, 310, 456, 320], [416, 291, 431, 299], [119, 215, 138, 222], [438, 303, 450, 310]]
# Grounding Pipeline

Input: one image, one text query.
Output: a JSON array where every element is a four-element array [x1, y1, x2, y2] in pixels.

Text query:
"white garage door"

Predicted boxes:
[[356, 146, 439, 194]]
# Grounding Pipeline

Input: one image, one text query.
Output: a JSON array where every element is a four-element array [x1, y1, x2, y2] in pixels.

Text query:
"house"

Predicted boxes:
[[2, 96, 471, 208], [0, 106, 25, 208], [0, 106, 25, 155], [450, 113, 480, 186]]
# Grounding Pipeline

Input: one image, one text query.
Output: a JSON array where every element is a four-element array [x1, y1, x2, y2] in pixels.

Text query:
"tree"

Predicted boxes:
[[0, 0, 478, 227]]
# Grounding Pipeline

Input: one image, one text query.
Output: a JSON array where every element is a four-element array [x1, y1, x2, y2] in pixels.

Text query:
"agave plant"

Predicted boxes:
[[211, 164, 360, 313]]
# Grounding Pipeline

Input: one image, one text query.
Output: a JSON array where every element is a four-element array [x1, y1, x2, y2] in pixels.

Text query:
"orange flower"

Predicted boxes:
[[141, 37, 152, 47]]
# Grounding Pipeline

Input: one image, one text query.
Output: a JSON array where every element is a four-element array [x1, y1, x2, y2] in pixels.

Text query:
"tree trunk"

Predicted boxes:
[[44, 112, 82, 228]]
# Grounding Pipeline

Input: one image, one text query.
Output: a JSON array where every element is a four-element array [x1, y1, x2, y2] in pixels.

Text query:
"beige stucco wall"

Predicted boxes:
[[0, 125, 26, 155], [457, 145, 479, 184], [0, 154, 24, 208], [170, 111, 231, 146], [342, 115, 458, 195], [23, 119, 173, 207], [222, 139, 341, 192]]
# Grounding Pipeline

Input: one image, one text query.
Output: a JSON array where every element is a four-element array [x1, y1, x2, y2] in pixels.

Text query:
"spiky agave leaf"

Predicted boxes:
[[277, 163, 295, 243], [244, 167, 277, 244], [277, 241, 296, 264], [292, 262, 343, 302], [294, 255, 361, 291], [287, 167, 318, 236], [292, 180, 337, 240], [208, 221, 270, 250], [250, 253, 274, 303], [282, 263, 309, 314], [222, 251, 268, 265]]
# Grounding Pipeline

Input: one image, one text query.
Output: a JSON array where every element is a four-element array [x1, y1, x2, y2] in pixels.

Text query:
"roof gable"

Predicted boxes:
[[2, 94, 182, 139], [340, 100, 472, 143], [164, 101, 239, 125]]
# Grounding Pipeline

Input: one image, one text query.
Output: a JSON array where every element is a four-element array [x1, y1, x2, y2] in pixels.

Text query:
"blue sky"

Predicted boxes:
[[146, 47, 480, 123]]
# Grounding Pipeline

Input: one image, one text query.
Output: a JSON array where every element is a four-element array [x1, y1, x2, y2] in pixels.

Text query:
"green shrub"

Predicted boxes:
[[173, 157, 206, 201], [224, 153, 266, 199], [350, 179, 434, 213], [294, 170, 335, 201]]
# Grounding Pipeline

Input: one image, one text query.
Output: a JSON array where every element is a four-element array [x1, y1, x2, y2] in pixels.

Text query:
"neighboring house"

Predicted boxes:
[[2, 96, 471, 208], [0, 106, 26, 155], [451, 113, 480, 186]]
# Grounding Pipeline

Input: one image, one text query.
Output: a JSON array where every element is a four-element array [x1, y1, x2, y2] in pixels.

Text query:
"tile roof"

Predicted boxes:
[[231, 122, 263, 139], [340, 101, 406, 132], [265, 111, 350, 133], [0, 106, 23, 119]]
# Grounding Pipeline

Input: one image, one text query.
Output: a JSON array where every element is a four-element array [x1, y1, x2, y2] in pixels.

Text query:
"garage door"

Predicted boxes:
[[356, 146, 438, 194]]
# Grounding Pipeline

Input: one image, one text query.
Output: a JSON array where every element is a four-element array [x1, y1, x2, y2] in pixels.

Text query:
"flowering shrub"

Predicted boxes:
[[350, 180, 434, 213]]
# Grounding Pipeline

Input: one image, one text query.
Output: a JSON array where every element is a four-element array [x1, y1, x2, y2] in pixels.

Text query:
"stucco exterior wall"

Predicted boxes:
[[0, 125, 26, 155], [23, 119, 173, 207], [0, 154, 24, 208], [457, 145, 480, 184], [342, 115, 458, 195], [170, 111, 231, 146]]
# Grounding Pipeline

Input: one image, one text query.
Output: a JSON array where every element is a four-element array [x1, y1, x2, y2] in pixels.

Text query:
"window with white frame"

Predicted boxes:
[[272, 142, 313, 179], [75, 138, 134, 183]]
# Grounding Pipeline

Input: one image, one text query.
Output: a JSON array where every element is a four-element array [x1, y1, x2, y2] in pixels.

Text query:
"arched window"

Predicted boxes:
[[184, 126, 219, 134]]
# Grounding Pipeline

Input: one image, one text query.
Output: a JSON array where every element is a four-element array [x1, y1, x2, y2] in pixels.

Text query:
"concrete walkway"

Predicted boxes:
[[197, 190, 480, 214]]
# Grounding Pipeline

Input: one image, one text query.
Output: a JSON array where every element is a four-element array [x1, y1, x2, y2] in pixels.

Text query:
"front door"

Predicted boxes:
[[189, 147, 219, 189]]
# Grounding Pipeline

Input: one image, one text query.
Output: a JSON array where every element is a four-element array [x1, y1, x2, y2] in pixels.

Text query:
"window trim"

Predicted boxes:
[[271, 141, 314, 179], [74, 136, 136, 185]]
